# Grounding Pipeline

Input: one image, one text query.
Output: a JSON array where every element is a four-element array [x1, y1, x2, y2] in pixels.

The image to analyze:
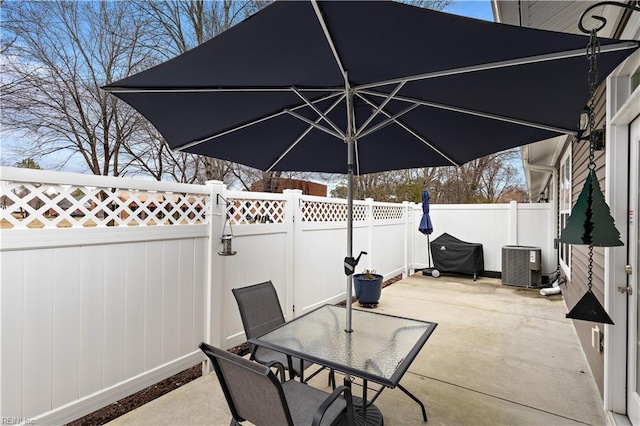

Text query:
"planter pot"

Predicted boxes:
[[353, 273, 383, 307]]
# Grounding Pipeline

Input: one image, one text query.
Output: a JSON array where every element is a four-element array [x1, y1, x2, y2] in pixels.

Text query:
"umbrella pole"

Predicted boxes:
[[345, 154, 354, 332], [427, 234, 432, 269], [345, 88, 355, 333]]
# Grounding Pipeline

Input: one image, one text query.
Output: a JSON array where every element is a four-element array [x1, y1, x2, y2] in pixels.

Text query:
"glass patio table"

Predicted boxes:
[[249, 304, 438, 425]]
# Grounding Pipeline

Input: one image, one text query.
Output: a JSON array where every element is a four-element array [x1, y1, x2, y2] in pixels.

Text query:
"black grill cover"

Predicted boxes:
[[430, 233, 484, 276]]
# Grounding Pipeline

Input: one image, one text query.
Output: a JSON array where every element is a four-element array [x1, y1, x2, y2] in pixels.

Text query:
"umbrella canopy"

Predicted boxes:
[[105, 1, 637, 173], [104, 0, 639, 331], [418, 190, 433, 236]]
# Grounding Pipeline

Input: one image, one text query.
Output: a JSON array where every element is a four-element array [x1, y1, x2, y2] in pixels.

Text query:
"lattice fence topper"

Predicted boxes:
[[0, 181, 207, 229], [301, 200, 368, 222], [373, 205, 405, 220], [226, 198, 285, 225]]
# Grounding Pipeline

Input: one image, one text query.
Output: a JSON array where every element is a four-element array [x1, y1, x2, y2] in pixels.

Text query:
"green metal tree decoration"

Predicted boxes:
[[557, 2, 639, 323], [559, 170, 623, 247]]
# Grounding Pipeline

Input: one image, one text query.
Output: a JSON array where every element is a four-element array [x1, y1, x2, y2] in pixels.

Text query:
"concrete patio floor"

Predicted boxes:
[[108, 273, 606, 426]]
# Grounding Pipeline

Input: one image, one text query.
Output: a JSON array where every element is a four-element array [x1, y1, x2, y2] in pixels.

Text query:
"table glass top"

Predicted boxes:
[[251, 304, 437, 386]]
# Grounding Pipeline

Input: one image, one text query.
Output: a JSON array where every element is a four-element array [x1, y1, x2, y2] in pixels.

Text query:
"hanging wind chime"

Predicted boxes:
[[558, 1, 640, 324], [217, 194, 237, 256]]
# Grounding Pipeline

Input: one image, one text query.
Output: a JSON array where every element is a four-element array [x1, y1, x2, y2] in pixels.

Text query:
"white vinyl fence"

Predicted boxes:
[[416, 202, 556, 276], [0, 167, 553, 424]]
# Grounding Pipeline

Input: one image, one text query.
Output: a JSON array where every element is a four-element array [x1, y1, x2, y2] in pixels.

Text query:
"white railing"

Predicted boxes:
[[225, 193, 286, 225], [0, 168, 207, 229], [0, 167, 554, 424]]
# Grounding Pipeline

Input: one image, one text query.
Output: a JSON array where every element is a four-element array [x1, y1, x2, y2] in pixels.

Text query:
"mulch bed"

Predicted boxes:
[[66, 344, 249, 426], [68, 277, 402, 425]]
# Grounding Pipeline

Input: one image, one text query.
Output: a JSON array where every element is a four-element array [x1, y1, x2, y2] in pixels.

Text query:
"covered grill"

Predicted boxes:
[[430, 233, 484, 280]]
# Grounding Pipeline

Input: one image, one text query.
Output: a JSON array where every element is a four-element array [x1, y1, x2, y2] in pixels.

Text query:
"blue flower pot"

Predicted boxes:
[[353, 273, 383, 307]]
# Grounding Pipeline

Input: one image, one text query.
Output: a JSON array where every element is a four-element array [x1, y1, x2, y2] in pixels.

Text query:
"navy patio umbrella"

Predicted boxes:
[[104, 0, 638, 332], [418, 190, 435, 274]]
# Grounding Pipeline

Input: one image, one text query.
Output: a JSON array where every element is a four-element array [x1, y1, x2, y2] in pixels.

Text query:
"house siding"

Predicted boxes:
[[521, 1, 597, 34], [562, 84, 607, 396]]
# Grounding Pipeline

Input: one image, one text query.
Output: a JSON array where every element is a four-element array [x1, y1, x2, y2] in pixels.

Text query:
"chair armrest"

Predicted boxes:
[[265, 360, 286, 383], [312, 385, 354, 426]]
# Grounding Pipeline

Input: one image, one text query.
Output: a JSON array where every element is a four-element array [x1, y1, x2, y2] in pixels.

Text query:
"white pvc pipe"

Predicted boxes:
[[540, 286, 561, 296]]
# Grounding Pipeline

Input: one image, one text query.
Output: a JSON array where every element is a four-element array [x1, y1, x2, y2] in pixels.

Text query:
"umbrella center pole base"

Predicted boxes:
[[336, 397, 383, 426]]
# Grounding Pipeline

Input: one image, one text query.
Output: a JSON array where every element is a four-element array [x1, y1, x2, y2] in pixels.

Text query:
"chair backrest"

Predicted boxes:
[[232, 281, 285, 352], [199, 342, 293, 425]]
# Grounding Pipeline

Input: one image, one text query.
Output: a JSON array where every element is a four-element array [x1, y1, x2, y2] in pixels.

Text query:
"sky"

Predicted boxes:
[[443, 2, 527, 184], [447, 1, 494, 22]]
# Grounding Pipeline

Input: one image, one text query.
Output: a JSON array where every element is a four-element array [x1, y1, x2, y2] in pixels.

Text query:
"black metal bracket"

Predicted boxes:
[[216, 194, 228, 205], [578, 1, 640, 34], [578, 129, 605, 150], [344, 251, 367, 276]]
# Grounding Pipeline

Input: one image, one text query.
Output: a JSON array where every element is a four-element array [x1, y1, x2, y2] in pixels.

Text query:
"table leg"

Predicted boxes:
[[285, 355, 295, 381], [362, 379, 368, 424], [397, 383, 427, 422]]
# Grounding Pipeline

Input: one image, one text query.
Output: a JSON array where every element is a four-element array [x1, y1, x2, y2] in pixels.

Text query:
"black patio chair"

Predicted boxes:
[[199, 342, 354, 426], [232, 281, 334, 386]]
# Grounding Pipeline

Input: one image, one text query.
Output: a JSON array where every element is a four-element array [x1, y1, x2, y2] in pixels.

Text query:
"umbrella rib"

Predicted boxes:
[[292, 87, 345, 138], [285, 109, 344, 140], [311, 0, 348, 83], [356, 81, 406, 137], [103, 86, 340, 94], [355, 41, 638, 92], [357, 103, 420, 139], [267, 94, 345, 172], [359, 89, 576, 135], [355, 93, 460, 167], [174, 91, 342, 151], [395, 119, 460, 167]]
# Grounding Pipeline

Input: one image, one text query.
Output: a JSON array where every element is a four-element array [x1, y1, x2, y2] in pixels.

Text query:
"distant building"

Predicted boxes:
[[250, 178, 327, 196]]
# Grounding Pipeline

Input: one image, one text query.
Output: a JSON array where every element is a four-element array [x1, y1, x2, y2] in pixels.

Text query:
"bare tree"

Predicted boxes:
[[125, 0, 273, 184], [429, 150, 525, 203], [406, 0, 453, 10], [1, 1, 157, 176], [230, 165, 284, 192], [330, 149, 525, 204], [137, 0, 270, 59], [477, 150, 523, 202]]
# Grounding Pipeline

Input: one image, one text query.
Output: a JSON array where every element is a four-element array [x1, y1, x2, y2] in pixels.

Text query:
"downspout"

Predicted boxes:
[[522, 144, 559, 206], [524, 162, 558, 236], [518, 0, 523, 27], [526, 163, 558, 246], [523, 146, 560, 279]]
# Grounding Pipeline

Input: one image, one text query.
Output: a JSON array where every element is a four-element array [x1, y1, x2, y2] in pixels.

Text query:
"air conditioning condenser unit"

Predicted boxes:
[[502, 246, 542, 288]]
